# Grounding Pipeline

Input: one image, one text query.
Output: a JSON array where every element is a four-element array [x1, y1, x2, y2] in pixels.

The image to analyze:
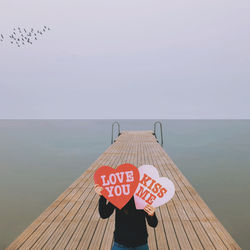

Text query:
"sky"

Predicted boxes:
[[0, 0, 250, 119]]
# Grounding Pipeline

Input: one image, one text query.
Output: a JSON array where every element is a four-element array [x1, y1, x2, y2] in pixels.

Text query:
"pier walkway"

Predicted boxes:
[[7, 131, 240, 249]]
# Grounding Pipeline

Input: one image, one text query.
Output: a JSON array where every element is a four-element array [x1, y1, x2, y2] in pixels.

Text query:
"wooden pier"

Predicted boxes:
[[7, 131, 240, 249]]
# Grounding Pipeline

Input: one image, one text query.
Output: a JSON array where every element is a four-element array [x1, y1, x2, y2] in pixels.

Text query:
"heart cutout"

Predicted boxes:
[[94, 163, 140, 209], [134, 165, 175, 209]]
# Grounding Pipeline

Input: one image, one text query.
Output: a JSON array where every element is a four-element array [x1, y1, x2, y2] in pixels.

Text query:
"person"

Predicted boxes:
[[95, 184, 158, 250]]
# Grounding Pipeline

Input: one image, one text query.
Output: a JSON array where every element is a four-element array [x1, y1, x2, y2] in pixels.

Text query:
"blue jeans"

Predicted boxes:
[[112, 241, 149, 250]]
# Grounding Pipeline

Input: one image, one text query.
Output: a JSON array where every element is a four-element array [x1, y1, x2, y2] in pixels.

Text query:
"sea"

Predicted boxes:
[[0, 120, 249, 249]]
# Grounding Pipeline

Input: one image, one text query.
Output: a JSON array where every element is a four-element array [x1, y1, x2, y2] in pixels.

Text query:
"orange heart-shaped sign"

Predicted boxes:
[[94, 163, 140, 209]]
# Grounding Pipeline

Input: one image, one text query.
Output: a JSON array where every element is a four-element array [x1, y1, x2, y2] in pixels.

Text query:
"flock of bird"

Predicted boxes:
[[0, 26, 51, 47]]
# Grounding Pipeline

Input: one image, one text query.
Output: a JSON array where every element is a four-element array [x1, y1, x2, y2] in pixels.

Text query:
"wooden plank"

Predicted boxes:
[[147, 143, 214, 249], [139, 134, 158, 250], [157, 152, 224, 249], [7, 142, 119, 249], [166, 154, 241, 249], [35, 143, 119, 249], [146, 134, 240, 250], [56, 139, 124, 249], [102, 132, 137, 249], [144, 140, 192, 249], [45, 142, 121, 249], [7, 131, 240, 250], [143, 136, 168, 250], [77, 138, 132, 249]]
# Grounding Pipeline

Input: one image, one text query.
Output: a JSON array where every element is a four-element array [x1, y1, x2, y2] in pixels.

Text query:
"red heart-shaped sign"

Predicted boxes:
[[94, 163, 140, 209]]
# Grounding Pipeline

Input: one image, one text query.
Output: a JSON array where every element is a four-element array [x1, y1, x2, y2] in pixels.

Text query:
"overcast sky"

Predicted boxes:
[[0, 0, 249, 119]]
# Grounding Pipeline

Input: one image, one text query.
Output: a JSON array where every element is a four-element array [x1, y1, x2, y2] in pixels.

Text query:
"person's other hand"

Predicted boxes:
[[144, 204, 156, 216], [94, 184, 103, 196]]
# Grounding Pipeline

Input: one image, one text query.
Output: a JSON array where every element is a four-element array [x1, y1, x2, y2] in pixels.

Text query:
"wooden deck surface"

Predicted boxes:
[[7, 131, 240, 249]]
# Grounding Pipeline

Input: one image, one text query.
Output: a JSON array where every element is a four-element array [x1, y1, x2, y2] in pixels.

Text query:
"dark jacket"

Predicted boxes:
[[98, 195, 158, 247]]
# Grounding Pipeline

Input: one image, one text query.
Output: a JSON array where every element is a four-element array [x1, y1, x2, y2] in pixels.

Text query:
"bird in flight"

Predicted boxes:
[[1, 26, 51, 47]]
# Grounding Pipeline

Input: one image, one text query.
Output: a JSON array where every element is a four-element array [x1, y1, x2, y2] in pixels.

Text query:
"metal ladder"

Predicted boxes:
[[153, 121, 163, 147], [111, 121, 121, 144], [111, 121, 163, 147]]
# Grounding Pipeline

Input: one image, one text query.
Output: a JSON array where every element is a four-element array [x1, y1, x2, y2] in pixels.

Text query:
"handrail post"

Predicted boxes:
[[111, 121, 121, 144], [153, 121, 163, 146]]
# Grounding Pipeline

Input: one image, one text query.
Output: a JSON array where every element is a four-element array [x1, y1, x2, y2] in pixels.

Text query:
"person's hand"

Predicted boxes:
[[94, 184, 103, 196], [144, 204, 156, 216]]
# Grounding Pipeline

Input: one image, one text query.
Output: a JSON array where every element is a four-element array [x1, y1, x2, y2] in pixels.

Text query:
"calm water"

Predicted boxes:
[[0, 120, 249, 249]]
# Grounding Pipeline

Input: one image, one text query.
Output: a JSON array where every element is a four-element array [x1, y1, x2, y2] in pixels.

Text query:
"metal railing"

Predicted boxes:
[[153, 121, 163, 147], [111, 121, 121, 144]]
